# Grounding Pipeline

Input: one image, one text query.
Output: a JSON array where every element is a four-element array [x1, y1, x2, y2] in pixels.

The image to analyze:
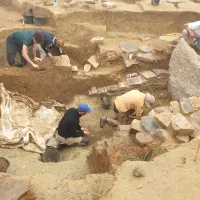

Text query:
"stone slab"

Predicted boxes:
[[152, 69, 170, 76], [120, 43, 138, 53], [87, 55, 99, 68], [170, 101, 181, 114], [72, 65, 78, 72], [180, 98, 194, 115], [141, 116, 159, 133], [124, 59, 139, 68], [139, 45, 153, 53], [84, 64, 92, 72], [130, 119, 145, 134], [126, 75, 144, 86], [171, 114, 195, 136], [155, 111, 173, 128], [136, 52, 154, 63], [154, 129, 168, 142], [135, 132, 154, 146], [140, 70, 157, 79]]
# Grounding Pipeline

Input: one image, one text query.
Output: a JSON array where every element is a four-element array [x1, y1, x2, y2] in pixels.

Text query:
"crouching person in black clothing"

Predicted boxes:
[[56, 103, 92, 146]]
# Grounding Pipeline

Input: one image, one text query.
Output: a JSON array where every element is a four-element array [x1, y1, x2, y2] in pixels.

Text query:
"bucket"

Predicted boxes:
[[34, 14, 46, 26], [0, 157, 10, 172], [22, 12, 34, 24]]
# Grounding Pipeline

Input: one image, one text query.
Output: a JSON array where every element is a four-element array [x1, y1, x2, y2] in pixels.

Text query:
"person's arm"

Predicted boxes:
[[32, 43, 37, 58], [184, 24, 196, 38], [135, 106, 142, 120], [22, 44, 39, 69]]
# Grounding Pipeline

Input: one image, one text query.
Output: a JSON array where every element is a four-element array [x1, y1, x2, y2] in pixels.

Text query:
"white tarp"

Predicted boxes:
[[0, 83, 64, 153]]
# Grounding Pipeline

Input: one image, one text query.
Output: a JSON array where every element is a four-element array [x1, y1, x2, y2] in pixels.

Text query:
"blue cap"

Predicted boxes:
[[78, 103, 92, 113]]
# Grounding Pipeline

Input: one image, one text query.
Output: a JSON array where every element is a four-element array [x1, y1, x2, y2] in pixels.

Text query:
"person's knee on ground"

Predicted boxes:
[[182, 29, 190, 43]]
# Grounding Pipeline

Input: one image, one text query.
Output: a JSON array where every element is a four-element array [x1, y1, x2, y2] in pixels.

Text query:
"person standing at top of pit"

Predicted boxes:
[[6, 30, 44, 69], [34, 31, 65, 61], [182, 21, 200, 51]]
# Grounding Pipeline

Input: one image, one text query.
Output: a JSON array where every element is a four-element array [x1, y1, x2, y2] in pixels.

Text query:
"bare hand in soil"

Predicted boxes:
[[32, 64, 40, 70], [84, 130, 90, 135], [34, 57, 42, 63]]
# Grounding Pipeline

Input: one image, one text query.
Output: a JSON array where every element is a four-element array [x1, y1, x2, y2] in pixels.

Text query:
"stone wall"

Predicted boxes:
[[168, 38, 200, 100]]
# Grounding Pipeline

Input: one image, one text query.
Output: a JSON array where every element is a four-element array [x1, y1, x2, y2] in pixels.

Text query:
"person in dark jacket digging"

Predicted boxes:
[[56, 103, 92, 146], [34, 30, 65, 60], [6, 30, 44, 69]]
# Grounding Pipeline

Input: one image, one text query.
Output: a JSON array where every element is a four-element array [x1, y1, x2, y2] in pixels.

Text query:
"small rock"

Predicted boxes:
[[180, 98, 194, 115], [90, 36, 104, 44], [72, 65, 78, 72], [141, 116, 159, 133], [136, 184, 144, 189], [120, 43, 138, 53], [87, 55, 99, 68], [140, 70, 157, 79], [170, 101, 181, 114], [154, 111, 173, 128], [84, 64, 92, 72], [136, 132, 154, 146], [102, 1, 117, 9], [133, 165, 145, 177], [176, 135, 190, 143], [139, 45, 153, 53], [136, 52, 154, 63], [171, 114, 195, 136], [124, 59, 139, 68], [130, 119, 145, 134]]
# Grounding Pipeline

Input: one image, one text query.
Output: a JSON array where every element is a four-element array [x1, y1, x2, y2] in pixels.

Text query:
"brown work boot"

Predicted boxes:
[[100, 116, 108, 128]]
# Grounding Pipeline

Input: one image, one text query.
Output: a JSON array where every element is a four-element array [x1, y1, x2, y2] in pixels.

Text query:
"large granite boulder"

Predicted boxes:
[[168, 39, 200, 100]]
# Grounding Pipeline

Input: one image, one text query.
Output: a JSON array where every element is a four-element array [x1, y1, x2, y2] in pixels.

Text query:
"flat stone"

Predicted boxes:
[[87, 55, 99, 68], [135, 132, 154, 147], [124, 59, 139, 68], [126, 75, 144, 86], [189, 96, 200, 110], [86, 0, 96, 4], [139, 45, 153, 53], [102, 1, 117, 8], [171, 114, 195, 136], [54, 55, 71, 67], [0, 174, 29, 200], [120, 43, 138, 53], [141, 116, 159, 133], [155, 111, 173, 128], [84, 64, 92, 72], [152, 69, 170, 76], [130, 119, 145, 134], [136, 52, 154, 63], [180, 98, 194, 115], [159, 33, 182, 42], [170, 101, 181, 114], [72, 65, 78, 72], [90, 36, 104, 44], [154, 129, 168, 142], [140, 70, 157, 79], [176, 135, 190, 143]]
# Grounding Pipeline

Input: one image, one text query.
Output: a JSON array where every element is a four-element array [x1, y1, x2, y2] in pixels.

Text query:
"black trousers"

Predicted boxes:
[[6, 36, 27, 66]]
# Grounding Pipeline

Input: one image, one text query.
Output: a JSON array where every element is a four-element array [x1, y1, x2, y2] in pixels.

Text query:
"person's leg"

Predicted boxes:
[[6, 36, 17, 66], [17, 47, 27, 67], [100, 116, 121, 128], [36, 44, 47, 59], [182, 29, 190, 43]]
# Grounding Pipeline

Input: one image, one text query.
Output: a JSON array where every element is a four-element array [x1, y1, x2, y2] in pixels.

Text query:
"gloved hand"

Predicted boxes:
[[48, 52, 53, 57], [34, 57, 42, 63]]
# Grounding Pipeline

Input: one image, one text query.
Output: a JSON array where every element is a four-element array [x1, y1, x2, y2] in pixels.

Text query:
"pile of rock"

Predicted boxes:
[[88, 68, 170, 95]]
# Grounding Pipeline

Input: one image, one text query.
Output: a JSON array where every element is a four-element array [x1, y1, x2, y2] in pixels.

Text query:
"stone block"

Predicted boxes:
[[154, 129, 168, 142], [72, 66, 78, 72], [139, 45, 153, 53], [135, 132, 154, 146], [154, 111, 173, 128], [180, 98, 194, 115], [176, 135, 190, 143], [87, 55, 99, 68], [141, 116, 159, 133], [171, 114, 195, 136], [136, 52, 154, 63], [90, 36, 104, 44], [102, 1, 117, 8], [170, 101, 181, 114], [140, 70, 157, 79], [84, 64, 92, 72], [124, 59, 139, 68], [0, 174, 29, 200], [126, 76, 144, 86], [189, 96, 200, 110], [130, 119, 145, 134]]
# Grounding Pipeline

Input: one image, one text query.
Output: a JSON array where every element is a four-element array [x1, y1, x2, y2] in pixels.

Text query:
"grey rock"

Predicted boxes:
[[171, 114, 195, 136], [168, 39, 200, 100], [141, 116, 159, 133], [126, 75, 144, 86], [139, 45, 153, 53], [120, 43, 138, 53], [154, 129, 168, 142], [180, 98, 194, 115], [136, 52, 154, 63]]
